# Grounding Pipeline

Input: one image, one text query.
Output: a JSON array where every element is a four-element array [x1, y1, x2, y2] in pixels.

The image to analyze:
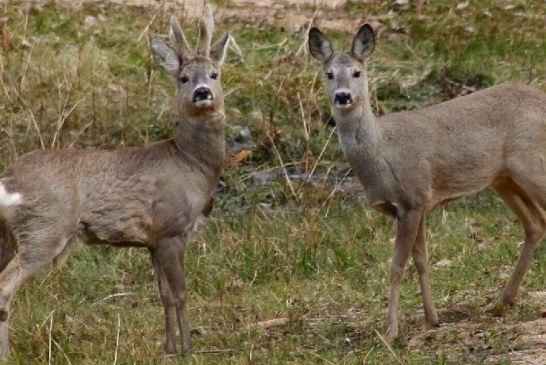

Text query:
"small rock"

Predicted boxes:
[[84, 15, 98, 27], [456, 2, 469, 10], [252, 171, 274, 186], [249, 109, 263, 123], [230, 125, 252, 142], [191, 326, 208, 336], [435, 258, 452, 267]]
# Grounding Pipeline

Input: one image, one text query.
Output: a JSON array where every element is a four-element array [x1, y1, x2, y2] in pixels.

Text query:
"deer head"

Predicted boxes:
[[150, 6, 230, 119], [309, 25, 375, 114]]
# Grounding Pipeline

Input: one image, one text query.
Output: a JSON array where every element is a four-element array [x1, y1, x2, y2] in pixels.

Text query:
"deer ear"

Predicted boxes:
[[210, 33, 230, 65], [150, 37, 180, 78], [308, 27, 333, 62], [351, 24, 375, 60]]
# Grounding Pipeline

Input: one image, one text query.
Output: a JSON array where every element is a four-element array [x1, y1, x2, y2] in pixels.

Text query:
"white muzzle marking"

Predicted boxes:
[[194, 99, 213, 107], [334, 102, 353, 109]]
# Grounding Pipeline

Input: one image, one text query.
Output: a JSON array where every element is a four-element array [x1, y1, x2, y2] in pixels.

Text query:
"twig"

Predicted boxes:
[[266, 133, 298, 202], [67, 120, 94, 149], [51, 337, 73, 365], [254, 317, 289, 329], [52, 97, 82, 149], [23, 96, 45, 149], [18, 39, 34, 95], [92, 292, 137, 306], [48, 310, 54, 365], [295, 7, 319, 58], [298, 92, 310, 142], [305, 350, 336, 365], [321, 165, 351, 217], [362, 346, 375, 363], [137, 3, 162, 42], [252, 38, 288, 51], [299, 125, 337, 197], [228, 34, 244, 59], [223, 86, 240, 98], [0, 52, 11, 103], [374, 329, 401, 364], [12, 42, 45, 149], [165, 348, 235, 358], [113, 313, 121, 365], [297, 91, 311, 190], [193, 348, 235, 355]]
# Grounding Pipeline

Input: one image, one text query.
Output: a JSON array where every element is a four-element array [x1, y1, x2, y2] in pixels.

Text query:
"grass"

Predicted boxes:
[[1, 0, 545, 364]]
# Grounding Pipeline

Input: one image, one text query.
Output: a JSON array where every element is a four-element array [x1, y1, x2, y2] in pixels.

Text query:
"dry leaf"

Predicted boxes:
[[225, 149, 251, 167]]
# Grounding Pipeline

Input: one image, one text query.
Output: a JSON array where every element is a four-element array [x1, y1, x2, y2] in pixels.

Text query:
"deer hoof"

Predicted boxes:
[[487, 300, 513, 316]]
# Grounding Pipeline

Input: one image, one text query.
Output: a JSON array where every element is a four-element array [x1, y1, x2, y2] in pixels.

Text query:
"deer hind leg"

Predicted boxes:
[[0, 228, 73, 359], [492, 176, 546, 314], [411, 215, 439, 329]]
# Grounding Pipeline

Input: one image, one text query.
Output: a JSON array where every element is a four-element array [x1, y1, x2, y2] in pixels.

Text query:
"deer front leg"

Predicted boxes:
[[384, 209, 422, 343], [411, 215, 439, 329], [150, 249, 178, 355], [154, 236, 192, 356]]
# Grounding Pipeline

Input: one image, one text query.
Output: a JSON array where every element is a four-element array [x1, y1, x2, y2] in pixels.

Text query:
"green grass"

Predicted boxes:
[[1, 1, 545, 364]]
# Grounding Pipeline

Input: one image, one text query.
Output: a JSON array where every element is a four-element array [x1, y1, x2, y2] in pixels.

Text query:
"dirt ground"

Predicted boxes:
[[404, 291, 546, 364], [2, 0, 545, 363]]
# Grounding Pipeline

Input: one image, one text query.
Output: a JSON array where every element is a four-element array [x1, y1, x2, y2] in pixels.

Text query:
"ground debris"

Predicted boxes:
[[406, 304, 546, 364]]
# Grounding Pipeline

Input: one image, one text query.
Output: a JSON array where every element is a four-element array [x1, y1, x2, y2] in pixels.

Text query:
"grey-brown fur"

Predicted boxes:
[[309, 24, 546, 343], [0, 6, 229, 358]]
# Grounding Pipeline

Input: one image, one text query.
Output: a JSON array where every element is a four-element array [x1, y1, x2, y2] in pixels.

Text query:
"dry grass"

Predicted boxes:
[[0, 0, 545, 364]]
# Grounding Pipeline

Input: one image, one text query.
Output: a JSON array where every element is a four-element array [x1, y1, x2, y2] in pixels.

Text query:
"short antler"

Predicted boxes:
[[169, 15, 192, 58], [196, 5, 215, 57]]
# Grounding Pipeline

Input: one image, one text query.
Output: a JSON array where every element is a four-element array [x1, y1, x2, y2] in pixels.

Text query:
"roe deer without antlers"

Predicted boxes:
[[309, 24, 546, 342], [0, 6, 229, 358]]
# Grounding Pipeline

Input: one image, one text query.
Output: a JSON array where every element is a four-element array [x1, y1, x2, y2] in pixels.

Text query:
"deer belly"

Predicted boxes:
[[77, 215, 151, 247]]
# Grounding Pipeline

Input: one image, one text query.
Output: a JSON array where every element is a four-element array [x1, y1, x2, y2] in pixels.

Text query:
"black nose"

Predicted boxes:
[[334, 91, 352, 105], [193, 86, 212, 102]]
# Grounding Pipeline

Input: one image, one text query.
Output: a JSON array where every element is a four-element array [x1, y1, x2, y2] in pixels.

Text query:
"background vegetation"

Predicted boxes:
[[0, 0, 545, 363]]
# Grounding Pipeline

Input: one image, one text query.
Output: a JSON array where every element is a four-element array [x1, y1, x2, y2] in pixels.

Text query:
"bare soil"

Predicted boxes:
[[406, 293, 546, 364]]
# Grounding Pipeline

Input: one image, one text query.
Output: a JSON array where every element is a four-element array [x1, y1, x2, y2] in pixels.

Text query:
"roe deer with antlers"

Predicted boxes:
[[0, 6, 229, 357], [309, 24, 546, 342]]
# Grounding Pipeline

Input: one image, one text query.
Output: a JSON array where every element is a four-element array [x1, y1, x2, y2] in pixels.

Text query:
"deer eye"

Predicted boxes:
[[179, 75, 189, 84], [353, 71, 361, 78], [326, 72, 334, 80], [210, 72, 218, 80]]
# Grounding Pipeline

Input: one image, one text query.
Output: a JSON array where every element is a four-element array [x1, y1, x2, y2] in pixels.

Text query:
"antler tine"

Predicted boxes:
[[196, 5, 215, 57], [169, 15, 193, 58]]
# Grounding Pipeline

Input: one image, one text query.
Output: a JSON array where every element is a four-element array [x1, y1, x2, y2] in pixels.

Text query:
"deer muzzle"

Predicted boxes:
[[193, 86, 214, 107], [334, 89, 353, 108]]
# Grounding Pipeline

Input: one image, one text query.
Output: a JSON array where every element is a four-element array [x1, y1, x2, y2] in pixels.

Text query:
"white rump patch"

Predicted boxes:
[[0, 182, 22, 208]]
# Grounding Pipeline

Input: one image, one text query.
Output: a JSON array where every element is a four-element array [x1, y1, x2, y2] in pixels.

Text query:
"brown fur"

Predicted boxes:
[[309, 25, 546, 343], [0, 6, 229, 358], [0, 221, 16, 274]]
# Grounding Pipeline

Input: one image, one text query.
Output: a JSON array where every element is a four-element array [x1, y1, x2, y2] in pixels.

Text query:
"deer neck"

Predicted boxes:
[[333, 69, 390, 199], [173, 112, 225, 183], [333, 68, 381, 151]]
